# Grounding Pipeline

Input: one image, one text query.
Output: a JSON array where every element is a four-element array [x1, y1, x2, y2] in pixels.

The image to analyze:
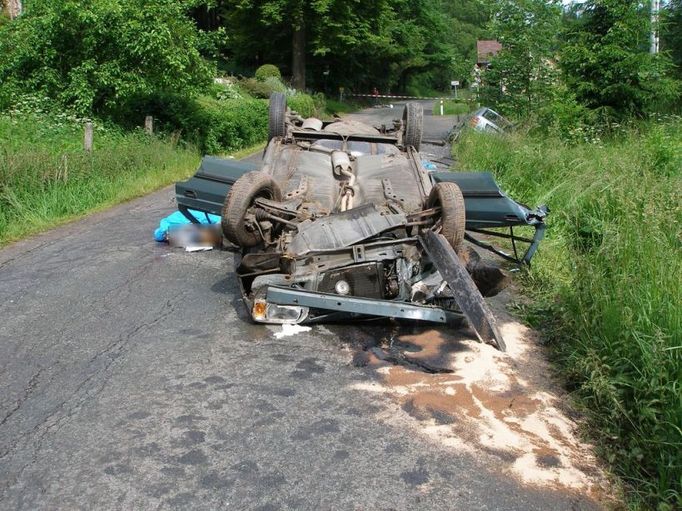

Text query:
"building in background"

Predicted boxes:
[[473, 40, 502, 89]]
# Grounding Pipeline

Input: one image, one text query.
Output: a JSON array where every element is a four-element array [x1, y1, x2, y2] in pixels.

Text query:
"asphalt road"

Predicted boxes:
[[0, 102, 600, 510]]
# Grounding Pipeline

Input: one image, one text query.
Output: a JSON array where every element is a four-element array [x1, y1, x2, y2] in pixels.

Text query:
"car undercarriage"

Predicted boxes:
[[175, 94, 548, 351]]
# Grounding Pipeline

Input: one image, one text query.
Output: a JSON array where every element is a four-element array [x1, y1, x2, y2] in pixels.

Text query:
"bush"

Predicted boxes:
[[455, 121, 682, 508], [0, 0, 213, 116], [195, 96, 268, 154], [287, 93, 316, 118], [110, 92, 268, 154], [238, 77, 286, 99], [255, 64, 281, 81]]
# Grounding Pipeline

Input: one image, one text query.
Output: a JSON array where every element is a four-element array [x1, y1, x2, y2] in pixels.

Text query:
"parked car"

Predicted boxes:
[[174, 94, 547, 351]]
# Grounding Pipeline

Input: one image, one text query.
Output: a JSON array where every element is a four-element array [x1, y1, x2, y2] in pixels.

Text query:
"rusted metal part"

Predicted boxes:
[[420, 231, 506, 351]]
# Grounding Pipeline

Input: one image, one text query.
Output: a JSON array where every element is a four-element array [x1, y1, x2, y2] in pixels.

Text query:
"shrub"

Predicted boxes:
[[0, 0, 213, 116], [255, 64, 281, 81], [287, 93, 316, 118], [110, 92, 268, 154], [238, 77, 286, 99]]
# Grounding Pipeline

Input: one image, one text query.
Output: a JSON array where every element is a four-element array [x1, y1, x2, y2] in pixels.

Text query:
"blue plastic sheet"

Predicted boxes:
[[421, 159, 437, 171], [154, 210, 220, 242]]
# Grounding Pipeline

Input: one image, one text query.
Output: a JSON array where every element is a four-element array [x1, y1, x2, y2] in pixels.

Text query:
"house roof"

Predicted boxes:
[[477, 40, 502, 64]]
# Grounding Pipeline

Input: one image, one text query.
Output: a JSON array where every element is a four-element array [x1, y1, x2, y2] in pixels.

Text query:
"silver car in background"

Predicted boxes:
[[468, 107, 513, 133]]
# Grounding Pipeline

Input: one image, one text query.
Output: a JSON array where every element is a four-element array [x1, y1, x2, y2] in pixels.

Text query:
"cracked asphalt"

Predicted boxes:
[[0, 102, 601, 510]]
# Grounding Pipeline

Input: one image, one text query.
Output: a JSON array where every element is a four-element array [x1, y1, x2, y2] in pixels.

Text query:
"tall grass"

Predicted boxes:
[[455, 121, 681, 509], [0, 113, 199, 244]]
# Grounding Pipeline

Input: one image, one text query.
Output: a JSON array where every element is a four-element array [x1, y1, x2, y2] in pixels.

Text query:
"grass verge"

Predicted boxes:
[[454, 121, 681, 509], [0, 112, 200, 245], [432, 99, 470, 116]]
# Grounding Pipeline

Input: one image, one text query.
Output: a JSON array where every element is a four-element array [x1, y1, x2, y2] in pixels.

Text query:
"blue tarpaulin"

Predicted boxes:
[[154, 210, 220, 242]]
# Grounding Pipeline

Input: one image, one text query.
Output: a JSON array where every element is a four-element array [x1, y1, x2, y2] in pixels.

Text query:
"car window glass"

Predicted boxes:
[[483, 109, 501, 122]]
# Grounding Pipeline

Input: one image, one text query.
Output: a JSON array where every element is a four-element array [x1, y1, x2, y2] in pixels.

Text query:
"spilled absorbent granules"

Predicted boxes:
[[350, 320, 612, 498]]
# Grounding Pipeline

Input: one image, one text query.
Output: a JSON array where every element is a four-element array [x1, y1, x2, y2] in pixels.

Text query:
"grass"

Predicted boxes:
[[432, 99, 471, 116], [0, 112, 200, 245], [454, 120, 682, 509], [324, 98, 362, 116]]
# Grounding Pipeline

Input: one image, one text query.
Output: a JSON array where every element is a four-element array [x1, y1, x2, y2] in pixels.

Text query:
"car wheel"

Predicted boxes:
[[268, 92, 287, 142], [428, 181, 465, 251], [222, 171, 282, 247], [402, 102, 423, 151]]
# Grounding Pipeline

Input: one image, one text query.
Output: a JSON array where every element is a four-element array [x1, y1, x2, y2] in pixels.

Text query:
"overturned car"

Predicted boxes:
[[175, 93, 547, 351]]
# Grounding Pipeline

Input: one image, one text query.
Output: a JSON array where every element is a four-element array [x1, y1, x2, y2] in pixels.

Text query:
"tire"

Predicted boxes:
[[221, 171, 282, 247], [268, 92, 287, 141], [402, 102, 423, 151], [428, 182, 466, 252]]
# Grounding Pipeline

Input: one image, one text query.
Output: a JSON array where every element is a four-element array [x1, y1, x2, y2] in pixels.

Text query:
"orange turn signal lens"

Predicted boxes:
[[253, 300, 267, 320]]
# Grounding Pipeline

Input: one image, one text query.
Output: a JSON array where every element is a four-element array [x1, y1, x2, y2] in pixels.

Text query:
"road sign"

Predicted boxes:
[[451, 80, 460, 86]]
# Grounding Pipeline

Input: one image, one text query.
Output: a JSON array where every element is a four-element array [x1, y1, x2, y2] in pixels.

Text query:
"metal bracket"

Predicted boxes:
[[382, 178, 399, 201], [266, 286, 464, 325], [352, 245, 366, 262]]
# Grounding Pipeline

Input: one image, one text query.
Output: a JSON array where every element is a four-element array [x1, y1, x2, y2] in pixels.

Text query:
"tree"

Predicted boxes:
[[560, 0, 677, 117], [216, 0, 484, 93], [0, 0, 214, 115], [480, 0, 562, 117], [661, 0, 682, 78]]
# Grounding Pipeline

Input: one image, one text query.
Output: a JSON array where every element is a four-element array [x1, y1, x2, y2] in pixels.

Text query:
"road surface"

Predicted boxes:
[[0, 101, 604, 510]]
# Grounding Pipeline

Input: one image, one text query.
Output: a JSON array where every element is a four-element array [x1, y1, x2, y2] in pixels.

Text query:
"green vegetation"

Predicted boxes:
[[0, 0, 213, 116], [432, 100, 471, 116], [0, 111, 199, 245], [480, 0, 561, 118], [254, 64, 282, 81], [455, 122, 682, 509], [324, 99, 361, 116], [210, 0, 489, 93]]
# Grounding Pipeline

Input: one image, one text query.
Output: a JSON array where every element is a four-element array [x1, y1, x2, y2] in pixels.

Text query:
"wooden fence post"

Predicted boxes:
[[83, 122, 93, 152], [144, 116, 153, 135]]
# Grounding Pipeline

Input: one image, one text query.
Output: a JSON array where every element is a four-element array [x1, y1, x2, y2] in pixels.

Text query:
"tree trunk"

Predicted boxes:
[[7, 0, 22, 19], [292, 21, 306, 91]]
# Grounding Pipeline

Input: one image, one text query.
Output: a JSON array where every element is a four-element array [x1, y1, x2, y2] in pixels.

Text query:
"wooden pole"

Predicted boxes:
[[144, 116, 153, 135], [83, 122, 93, 152]]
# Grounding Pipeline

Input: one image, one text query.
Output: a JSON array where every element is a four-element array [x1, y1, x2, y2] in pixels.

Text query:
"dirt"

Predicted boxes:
[[348, 293, 613, 501]]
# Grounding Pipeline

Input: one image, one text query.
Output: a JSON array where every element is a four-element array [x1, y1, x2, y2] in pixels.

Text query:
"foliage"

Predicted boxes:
[[481, 0, 562, 118], [323, 98, 360, 116], [455, 121, 682, 509], [180, 96, 268, 154], [560, 0, 679, 118], [216, 0, 489, 93], [238, 77, 286, 98], [0, 0, 214, 116], [0, 111, 199, 244], [255, 63, 282, 81], [287, 93, 316, 118], [662, 0, 682, 79]]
